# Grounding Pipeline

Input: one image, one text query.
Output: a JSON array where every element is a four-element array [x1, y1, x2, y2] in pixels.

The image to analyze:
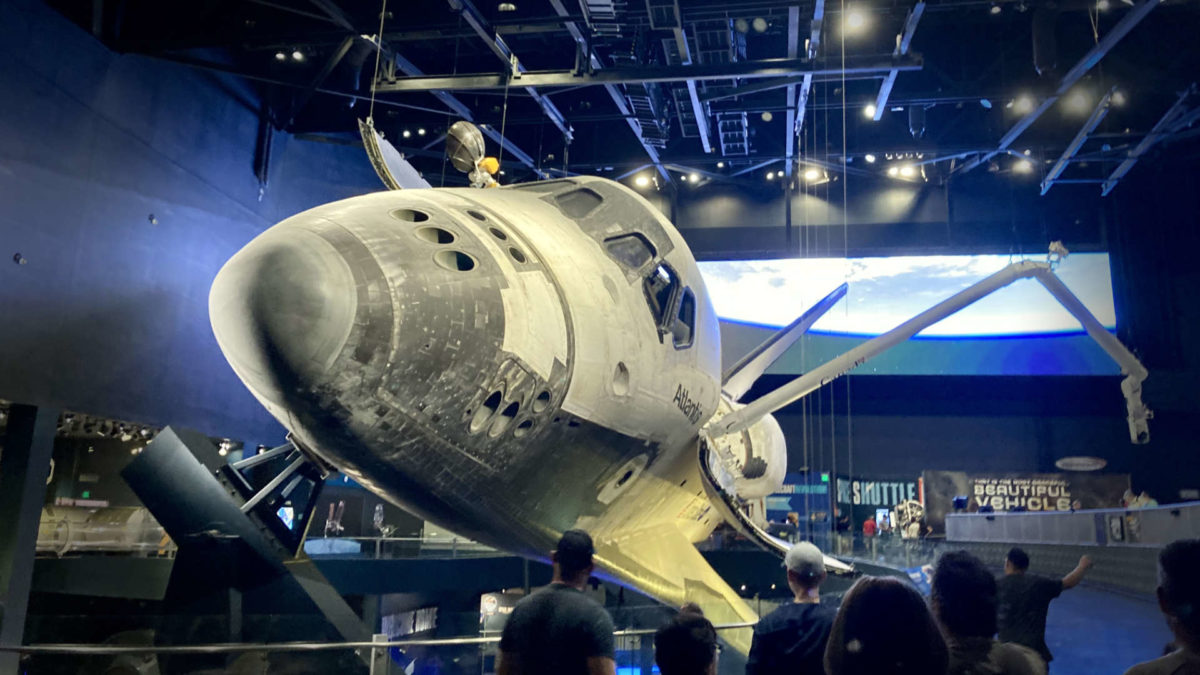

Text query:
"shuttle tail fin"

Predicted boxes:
[[721, 282, 848, 401]]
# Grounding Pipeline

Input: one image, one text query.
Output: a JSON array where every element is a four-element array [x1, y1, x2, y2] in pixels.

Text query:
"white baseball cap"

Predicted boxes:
[[784, 541, 826, 579]]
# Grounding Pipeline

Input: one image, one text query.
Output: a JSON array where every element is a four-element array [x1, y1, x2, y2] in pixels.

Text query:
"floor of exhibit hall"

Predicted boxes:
[[1044, 585, 1171, 675]]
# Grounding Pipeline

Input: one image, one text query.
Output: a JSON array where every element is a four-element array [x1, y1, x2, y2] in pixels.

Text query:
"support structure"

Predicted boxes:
[[0, 404, 58, 674], [956, 0, 1161, 175], [708, 249, 1151, 444], [872, 2, 925, 121], [447, 0, 573, 141], [1041, 87, 1116, 195], [548, 0, 672, 182], [1101, 84, 1197, 196]]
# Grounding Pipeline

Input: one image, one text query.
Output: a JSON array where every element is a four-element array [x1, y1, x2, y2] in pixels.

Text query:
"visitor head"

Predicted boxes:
[[784, 541, 827, 601], [825, 576, 948, 675], [655, 608, 718, 675], [1157, 539, 1200, 651], [553, 529, 595, 586], [1004, 547, 1031, 575], [931, 551, 998, 639]]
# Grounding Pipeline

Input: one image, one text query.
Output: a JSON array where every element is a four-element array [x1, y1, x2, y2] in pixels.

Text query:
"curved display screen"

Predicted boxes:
[[701, 253, 1119, 376]]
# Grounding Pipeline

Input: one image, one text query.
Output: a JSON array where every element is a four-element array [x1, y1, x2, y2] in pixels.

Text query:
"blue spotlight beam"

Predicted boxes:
[[1041, 86, 1116, 195], [956, 0, 1161, 176]]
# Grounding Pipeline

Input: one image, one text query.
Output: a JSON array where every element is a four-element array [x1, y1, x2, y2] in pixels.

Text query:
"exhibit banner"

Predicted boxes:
[[834, 475, 921, 528], [922, 470, 1131, 533], [765, 472, 832, 526]]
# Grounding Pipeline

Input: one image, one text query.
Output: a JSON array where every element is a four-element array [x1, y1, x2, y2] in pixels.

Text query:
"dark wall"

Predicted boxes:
[[0, 0, 382, 445]]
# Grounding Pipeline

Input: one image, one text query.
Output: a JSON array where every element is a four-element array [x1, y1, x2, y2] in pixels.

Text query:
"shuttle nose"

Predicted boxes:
[[210, 227, 358, 404]]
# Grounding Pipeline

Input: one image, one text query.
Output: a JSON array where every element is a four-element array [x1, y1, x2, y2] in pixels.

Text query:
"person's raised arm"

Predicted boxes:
[[1061, 555, 1093, 590], [586, 656, 616, 675]]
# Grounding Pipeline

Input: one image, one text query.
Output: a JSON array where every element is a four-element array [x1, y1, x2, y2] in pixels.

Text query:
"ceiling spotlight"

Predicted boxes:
[[274, 51, 287, 61], [1023, 148, 1032, 156], [990, 3, 1002, 13], [218, 447, 228, 457], [1112, 90, 1127, 106], [1014, 159, 1033, 173], [498, 2, 517, 10], [689, 172, 700, 183], [845, 7, 867, 32], [752, 17, 769, 32], [1096, 0, 1110, 9], [887, 166, 900, 177], [402, 129, 412, 138], [863, 103, 877, 119], [734, 17, 750, 33], [716, 161, 725, 169], [980, 98, 993, 109], [803, 168, 821, 181], [1066, 90, 1089, 113], [864, 153, 877, 163], [634, 175, 650, 188], [291, 49, 305, 62], [418, 128, 426, 136], [761, 111, 774, 122], [766, 171, 775, 180], [899, 165, 916, 178], [1013, 94, 1034, 115]]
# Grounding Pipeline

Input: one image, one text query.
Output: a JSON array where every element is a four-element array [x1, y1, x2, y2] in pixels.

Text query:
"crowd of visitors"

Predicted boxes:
[[497, 530, 1200, 675]]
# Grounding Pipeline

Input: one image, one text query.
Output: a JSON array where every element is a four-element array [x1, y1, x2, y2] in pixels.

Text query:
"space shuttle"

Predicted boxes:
[[209, 121, 1151, 654]]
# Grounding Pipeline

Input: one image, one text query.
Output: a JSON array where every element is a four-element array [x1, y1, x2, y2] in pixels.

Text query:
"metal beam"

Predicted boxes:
[[700, 70, 888, 103], [0, 405, 59, 673], [1101, 85, 1196, 196], [957, 0, 1161, 175], [1041, 86, 1115, 195], [548, 0, 672, 183], [670, 27, 713, 154], [447, 0, 573, 142], [791, 0, 825, 143], [784, 6, 801, 179], [374, 55, 922, 93], [385, 49, 548, 178], [872, 2, 925, 121], [285, 35, 356, 128]]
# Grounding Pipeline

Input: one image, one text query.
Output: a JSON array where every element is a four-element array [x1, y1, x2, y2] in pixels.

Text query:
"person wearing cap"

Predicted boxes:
[[1124, 539, 1200, 675], [745, 541, 836, 675], [498, 529, 616, 675]]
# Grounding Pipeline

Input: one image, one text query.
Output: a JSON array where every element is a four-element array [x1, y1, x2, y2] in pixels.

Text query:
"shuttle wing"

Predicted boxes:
[[591, 523, 757, 654]]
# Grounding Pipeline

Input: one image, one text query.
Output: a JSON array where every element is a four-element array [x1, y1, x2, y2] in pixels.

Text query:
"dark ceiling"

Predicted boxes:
[[47, 0, 1200, 192]]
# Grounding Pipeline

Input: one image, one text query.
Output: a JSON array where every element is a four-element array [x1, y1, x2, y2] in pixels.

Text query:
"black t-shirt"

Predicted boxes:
[[746, 601, 837, 675], [499, 583, 616, 675], [997, 574, 1063, 663]]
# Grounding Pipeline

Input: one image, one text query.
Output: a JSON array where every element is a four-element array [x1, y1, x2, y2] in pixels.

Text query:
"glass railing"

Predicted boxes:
[[4, 621, 756, 675], [303, 535, 498, 559]]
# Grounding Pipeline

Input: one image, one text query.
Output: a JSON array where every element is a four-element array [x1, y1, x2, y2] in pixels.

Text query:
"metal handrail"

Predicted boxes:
[[0, 623, 758, 655]]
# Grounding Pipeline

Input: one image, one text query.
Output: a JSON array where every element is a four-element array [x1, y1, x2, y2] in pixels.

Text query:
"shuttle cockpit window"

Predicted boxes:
[[604, 233, 656, 271], [672, 288, 696, 348], [644, 263, 679, 329]]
